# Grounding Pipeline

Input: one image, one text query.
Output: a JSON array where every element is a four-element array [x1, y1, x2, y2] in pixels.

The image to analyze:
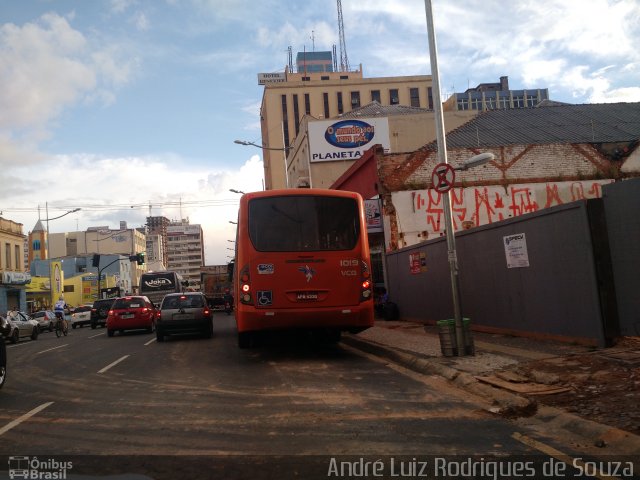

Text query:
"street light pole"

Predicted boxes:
[[423, 0, 468, 356], [45, 204, 81, 307], [234, 139, 291, 189]]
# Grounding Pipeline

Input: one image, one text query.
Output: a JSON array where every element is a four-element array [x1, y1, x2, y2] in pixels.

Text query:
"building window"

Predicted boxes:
[[323, 93, 330, 118], [340, 75, 348, 80], [281, 94, 290, 148], [350, 91, 360, 108], [457, 96, 469, 111], [526, 92, 538, 107], [389, 89, 399, 105], [337, 92, 344, 114], [427, 87, 433, 109], [485, 95, 496, 110], [498, 93, 509, 109], [293, 94, 300, 136], [15, 245, 20, 270], [471, 96, 483, 110], [371, 90, 381, 103], [513, 94, 525, 108], [302, 77, 310, 81], [304, 93, 311, 115], [321, 76, 330, 80], [410, 88, 420, 107], [5, 243, 11, 269], [33, 239, 41, 251]]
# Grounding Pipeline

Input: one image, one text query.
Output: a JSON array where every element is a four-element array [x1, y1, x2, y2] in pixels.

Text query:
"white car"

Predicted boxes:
[[70, 305, 93, 328], [3, 311, 39, 343], [32, 310, 56, 332]]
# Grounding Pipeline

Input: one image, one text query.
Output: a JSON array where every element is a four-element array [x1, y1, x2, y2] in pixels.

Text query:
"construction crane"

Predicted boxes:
[[337, 0, 350, 72]]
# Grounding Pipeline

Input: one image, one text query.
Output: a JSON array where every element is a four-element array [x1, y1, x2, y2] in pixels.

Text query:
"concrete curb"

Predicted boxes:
[[342, 334, 536, 416], [342, 334, 640, 453]]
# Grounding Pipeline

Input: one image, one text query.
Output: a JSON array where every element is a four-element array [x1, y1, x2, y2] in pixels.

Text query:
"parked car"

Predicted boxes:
[[3, 311, 39, 343], [106, 296, 156, 337], [32, 310, 56, 332], [70, 305, 93, 328], [0, 316, 8, 388], [91, 298, 115, 329], [156, 292, 212, 342]]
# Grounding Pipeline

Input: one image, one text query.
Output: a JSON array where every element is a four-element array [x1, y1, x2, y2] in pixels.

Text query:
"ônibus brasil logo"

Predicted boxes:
[[324, 120, 375, 148], [8, 456, 73, 479]]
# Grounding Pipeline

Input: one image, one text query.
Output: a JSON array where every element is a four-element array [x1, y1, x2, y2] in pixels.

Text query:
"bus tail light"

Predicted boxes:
[[360, 260, 372, 302], [239, 264, 252, 304]]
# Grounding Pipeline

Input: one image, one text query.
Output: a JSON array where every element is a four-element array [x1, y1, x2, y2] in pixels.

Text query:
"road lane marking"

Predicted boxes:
[[98, 355, 130, 374], [144, 338, 156, 346], [36, 344, 68, 355], [0, 402, 54, 437], [512, 432, 617, 480], [88, 332, 106, 339]]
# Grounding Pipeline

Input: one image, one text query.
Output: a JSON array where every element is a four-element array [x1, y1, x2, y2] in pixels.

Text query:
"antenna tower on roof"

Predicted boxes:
[[337, 0, 350, 72]]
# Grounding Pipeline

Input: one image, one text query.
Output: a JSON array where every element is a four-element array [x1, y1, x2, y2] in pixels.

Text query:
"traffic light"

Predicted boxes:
[[92, 254, 100, 268], [136, 252, 145, 265]]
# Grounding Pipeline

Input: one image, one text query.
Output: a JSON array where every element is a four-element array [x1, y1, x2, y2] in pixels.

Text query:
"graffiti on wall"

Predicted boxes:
[[392, 180, 614, 244]]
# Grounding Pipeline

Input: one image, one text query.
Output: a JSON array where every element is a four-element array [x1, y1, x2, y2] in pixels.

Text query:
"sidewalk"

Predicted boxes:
[[342, 319, 640, 456]]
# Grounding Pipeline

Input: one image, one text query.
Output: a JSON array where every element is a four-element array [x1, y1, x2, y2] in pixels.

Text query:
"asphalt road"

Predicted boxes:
[[1, 316, 635, 479]]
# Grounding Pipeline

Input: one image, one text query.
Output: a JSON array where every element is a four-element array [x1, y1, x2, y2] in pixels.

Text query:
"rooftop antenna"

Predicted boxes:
[[311, 30, 315, 51], [337, 0, 350, 72], [287, 46, 293, 73], [332, 44, 338, 71]]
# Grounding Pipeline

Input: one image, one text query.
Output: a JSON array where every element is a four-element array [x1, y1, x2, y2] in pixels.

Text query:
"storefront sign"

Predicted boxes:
[[1, 271, 32, 285], [365, 199, 383, 233]]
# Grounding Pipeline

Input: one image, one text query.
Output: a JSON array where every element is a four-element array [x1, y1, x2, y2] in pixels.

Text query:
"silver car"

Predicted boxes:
[[4, 311, 39, 343], [156, 292, 213, 342], [32, 310, 56, 332]]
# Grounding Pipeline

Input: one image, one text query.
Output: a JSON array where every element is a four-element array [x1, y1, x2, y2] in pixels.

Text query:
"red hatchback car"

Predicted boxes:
[[106, 296, 156, 337]]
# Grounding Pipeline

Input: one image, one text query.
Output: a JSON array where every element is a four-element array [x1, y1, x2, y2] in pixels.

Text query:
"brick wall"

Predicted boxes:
[[376, 142, 636, 251]]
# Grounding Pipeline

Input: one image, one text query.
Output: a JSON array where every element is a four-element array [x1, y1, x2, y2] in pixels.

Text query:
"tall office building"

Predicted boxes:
[[258, 50, 435, 189], [165, 219, 205, 291], [146, 216, 170, 266]]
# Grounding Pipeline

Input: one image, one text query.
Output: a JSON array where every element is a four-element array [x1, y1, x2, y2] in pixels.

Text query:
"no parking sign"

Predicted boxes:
[[431, 163, 456, 193]]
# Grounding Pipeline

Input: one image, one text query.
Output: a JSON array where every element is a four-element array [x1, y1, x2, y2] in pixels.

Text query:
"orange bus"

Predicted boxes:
[[233, 188, 374, 348]]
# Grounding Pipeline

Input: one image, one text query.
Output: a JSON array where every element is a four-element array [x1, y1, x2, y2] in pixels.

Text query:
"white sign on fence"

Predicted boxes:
[[503, 233, 530, 268]]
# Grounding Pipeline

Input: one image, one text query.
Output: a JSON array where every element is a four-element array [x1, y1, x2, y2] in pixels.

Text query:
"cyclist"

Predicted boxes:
[[54, 295, 68, 333]]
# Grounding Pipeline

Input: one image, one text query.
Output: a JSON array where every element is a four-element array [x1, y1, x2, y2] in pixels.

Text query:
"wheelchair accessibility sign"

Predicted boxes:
[[257, 290, 272, 306]]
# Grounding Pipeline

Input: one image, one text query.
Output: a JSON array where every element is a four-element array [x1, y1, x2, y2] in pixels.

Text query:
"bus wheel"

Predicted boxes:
[[238, 332, 253, 349]]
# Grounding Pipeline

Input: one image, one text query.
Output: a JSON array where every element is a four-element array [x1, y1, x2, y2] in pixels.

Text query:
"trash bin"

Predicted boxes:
[[436, 318, 474, 357]]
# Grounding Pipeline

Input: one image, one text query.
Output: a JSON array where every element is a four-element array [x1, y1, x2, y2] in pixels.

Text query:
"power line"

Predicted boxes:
[[1, 198, 240, 214]]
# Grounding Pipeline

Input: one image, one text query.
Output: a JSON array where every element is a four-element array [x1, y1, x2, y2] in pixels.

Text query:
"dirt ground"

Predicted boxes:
[[503, 337, 640, 435]]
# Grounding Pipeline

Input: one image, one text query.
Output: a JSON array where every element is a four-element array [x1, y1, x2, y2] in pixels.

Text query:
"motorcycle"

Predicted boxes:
[[224, 301, 233, 316]]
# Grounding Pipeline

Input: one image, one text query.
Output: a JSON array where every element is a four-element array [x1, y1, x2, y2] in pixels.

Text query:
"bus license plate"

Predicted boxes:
[[296, 292, 318, 301]]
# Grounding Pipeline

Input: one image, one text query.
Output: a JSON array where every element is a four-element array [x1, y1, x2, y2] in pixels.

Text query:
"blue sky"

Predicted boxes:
[[2, 0, 639, 264]]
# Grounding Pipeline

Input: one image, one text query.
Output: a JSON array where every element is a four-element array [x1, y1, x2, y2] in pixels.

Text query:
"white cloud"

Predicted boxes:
[[0, 13, 137, 160], [7, 152, 263, 265]]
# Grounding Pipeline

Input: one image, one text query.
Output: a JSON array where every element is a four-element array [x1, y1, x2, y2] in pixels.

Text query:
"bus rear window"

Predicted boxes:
[[248, 196, 360, 252]]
